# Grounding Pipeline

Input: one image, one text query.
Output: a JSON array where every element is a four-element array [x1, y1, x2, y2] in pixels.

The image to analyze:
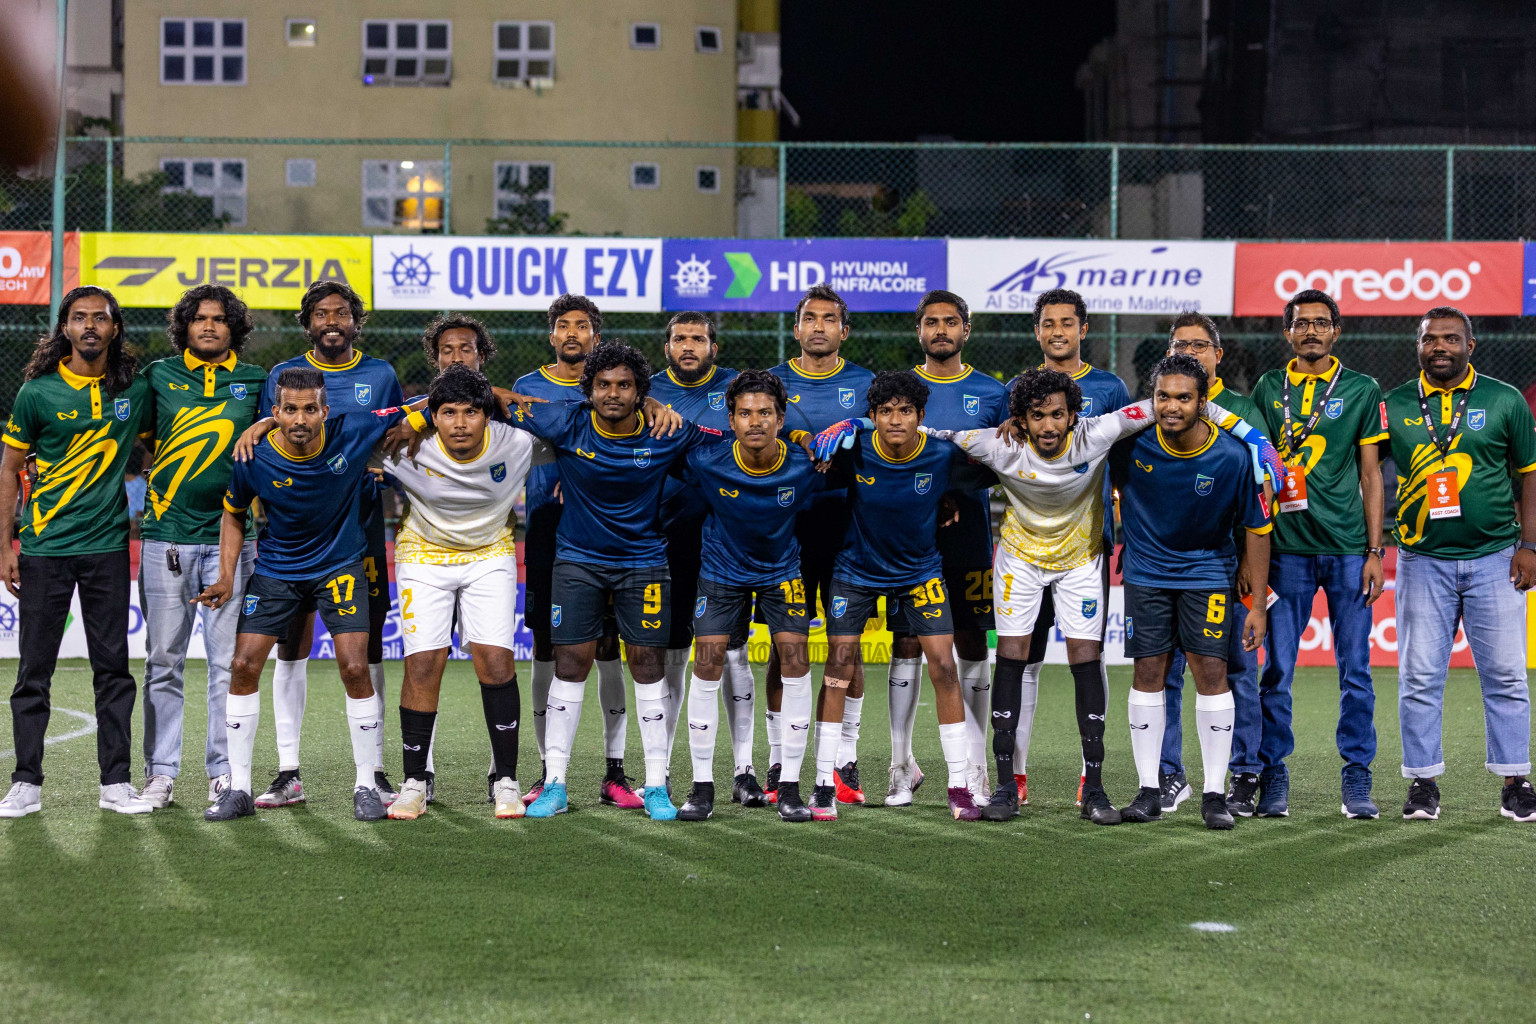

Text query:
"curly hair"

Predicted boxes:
[[1150, 353, 1209, 401], [580, 339, 651, 403], [295, 280, 367, 331], [1034, 288, 1087, 324], [547, 293, 602, 335], [428, 363, 497, 416], [167, 284, 254, 354], [794, 283, 849, 328], [866, 369, 929, 416], [725, 368, 787, 415], [1008, 368, 1082, 422], [25, 286, 137, 395], [422, 313, 495, 366]]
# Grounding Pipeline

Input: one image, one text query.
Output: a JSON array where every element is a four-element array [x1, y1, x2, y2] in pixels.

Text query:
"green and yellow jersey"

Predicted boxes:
[[1251, 357, 1388, 555], [3, 360, 152, 556], [139, 350, 269, 544], [1207, 377, 1262, 432], [1382, 367, 1536, 560]]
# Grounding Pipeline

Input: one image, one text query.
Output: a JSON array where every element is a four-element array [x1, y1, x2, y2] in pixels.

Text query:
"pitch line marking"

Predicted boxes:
[[1189, 921, 1237, 933], [0, 707, 97, 760]]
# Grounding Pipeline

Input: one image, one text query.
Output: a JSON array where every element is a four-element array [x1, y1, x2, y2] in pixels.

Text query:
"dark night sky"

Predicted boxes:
[[780, 1, 1118, 142]]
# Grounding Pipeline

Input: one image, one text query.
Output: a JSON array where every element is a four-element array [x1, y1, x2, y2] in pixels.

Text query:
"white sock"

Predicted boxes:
[[1014, 661, 1042, 771], [544, 678, 586, 784], [596, 658, 628, 760], [766, 709, 782, 766], [271, 658, 307, 770], [780, 673, 813, 785], [633, 680, 670, 789], [938, 720, 971, 789], [724, 647, 757, 775], [839, 696, 864, 768], [345, 693, 382, 790], [957, 656, 990, 771], [814, 721, 841, 787], [426, 716, 437, 775], [1127, 689, 1167, 790], [225, 691, 260, 795], [664, 648, 690, 758], [1195, 691, 1236, 794], [368, 662, 387, 770], [686, 674, 721, 782], [887, 656, 922, 766], [531, 659, 555, 760]]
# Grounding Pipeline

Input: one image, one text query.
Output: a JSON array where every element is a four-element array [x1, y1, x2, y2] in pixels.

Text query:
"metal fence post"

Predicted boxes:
[[1108, 144, 1120, 376], [777, 141, 787, 363], [1444, 147, 1455, 241], [105, 135, 114, 231], [443, 141, 452, 234]]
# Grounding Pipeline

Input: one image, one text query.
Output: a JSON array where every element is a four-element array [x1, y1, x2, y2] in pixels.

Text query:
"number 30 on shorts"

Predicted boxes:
[[908, 578, 946, 607], [1206, 593, 1226, 623]]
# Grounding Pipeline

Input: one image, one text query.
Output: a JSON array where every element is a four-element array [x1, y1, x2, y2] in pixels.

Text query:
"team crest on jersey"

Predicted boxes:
[[327, 453, 348, 475], [830, 596, 848, 618], [914, 473, 933, 494], [229, 383, 247, 400], [1125, 616, 1133, 638], [1468, 409, 1486, 431], [244, 595, 259, 615], [1082, 598, 1098, 619], [1073, 463, 1089, 474], [709, 391, 726, 411], [1194, 473, 1214, 496], [1081, 397, 1094, 414], [1325, 397, 1344, 419], [354, 383, 372, 406], [490, 462, 506, 482], [114, 398, 131, 421], [777, 486, 795, 506], [838, 388, 855, 409], [550, 605, 562, 627], [963, 394, 980, 416], [694, 596, 707, 619], [633, 448, 651, 467]]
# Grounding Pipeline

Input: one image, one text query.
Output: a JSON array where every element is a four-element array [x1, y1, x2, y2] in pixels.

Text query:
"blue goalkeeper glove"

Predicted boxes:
[[813, 417, 872, 461], [1226, 418, 1285, 489]]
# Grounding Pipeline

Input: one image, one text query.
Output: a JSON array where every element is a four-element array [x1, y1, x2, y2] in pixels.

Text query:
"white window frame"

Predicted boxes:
[[493, 161, 555, 220], [695, 26, 723, 53], [286, 158, 317, 187], [160, 157, 247, 225], [630, 162, 660, 190], [286, 19, 316, 47], [492, 21, 555, 85], [630, 22, 661, 49], [361, 19, 453, 86], [362, 159, 446, 231], [159, 18, 247, 85], [695, 165, 721, 194]]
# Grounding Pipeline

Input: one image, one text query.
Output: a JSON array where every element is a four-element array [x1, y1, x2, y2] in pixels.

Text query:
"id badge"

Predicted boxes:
[[1279, 463, 1309, 513], [1427, 469, 1461, 519], [1241, 587, 1279, 611]]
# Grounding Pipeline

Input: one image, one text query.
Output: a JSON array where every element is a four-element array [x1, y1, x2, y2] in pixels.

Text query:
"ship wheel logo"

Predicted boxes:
[[670, 253, 716, 298], [389, 245, 435, 288]]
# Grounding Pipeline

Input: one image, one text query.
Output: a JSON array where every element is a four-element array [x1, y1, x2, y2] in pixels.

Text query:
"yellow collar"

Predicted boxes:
[[734, 439, 785, 476], [538, 364, 582, 387], [1420, 366, 1477, 395], [787, 357, 844, 380], [1208, 378, 1226, 400], [666, 365, 718, 389], [591, 409, 645, 439], [305, 350, 362, 372], [1285, 356, 1339, 385], [57, 359, 103, 390], [914, 364, 972, 383], [1155, 419, 1218, 458], [267, 425, 326, 462], [435, 430, 490, 464], [873, 431, 926, 464], [1039, 361, 1093, 381], [183, 349, 238, 373]]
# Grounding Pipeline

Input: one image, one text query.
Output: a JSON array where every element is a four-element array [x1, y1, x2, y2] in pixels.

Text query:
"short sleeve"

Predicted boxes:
[[511, 398, 579, 443], [1357, 377, 1389, 445], [1107, 437, 1134, 488], [1236, 459, 1273, 534], [1109, 376, 1133, 412], [3, 384, 39, 451], [258, 370, 277, 413], [1507, 394, 1536, 473], [223, 459, 254, 514], [1086, 401, 1157, 453]]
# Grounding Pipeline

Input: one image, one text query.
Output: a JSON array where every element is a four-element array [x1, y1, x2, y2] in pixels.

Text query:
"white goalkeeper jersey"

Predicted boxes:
[[385, 421, 551, 564]]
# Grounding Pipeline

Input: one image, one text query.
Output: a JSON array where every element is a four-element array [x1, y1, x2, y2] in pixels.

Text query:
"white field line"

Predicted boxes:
[[0, 707, 98, 759]]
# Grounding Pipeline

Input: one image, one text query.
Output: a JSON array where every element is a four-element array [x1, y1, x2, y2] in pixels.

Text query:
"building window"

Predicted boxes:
[[160, 18, 246, 84], [695, 26, 722, 53], [494, 162, 554, 219], [286, 19, 316, 46], [493, 21, 554, 84], [630, 162, 660, 190], [362, 20, 452, 86], [630, 23, 660, 49], [161, 158, 246, 224], [695, 166, 720, 194], [286, 159, 317, 187], [362, 159, 445, 230]]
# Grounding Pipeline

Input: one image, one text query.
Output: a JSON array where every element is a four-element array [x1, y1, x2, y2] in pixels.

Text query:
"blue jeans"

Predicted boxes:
[[1397, 545, 1530, 778], [139, 539, 255, 779], [1161, 603, 1262, 776], [1259, 553, 1376, 773]]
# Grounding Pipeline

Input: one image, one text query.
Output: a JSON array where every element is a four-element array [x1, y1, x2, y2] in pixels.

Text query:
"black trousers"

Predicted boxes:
[[10, 550, 135, 785]]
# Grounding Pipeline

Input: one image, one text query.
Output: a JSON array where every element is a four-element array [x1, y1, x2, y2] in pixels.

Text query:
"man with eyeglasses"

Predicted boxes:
[[1249, 289, 1389, 819]]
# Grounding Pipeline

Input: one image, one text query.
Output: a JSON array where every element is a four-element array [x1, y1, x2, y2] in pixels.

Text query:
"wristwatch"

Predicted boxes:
[[1520, 541, 1536, 553], [1366, 547, 1386, 558]]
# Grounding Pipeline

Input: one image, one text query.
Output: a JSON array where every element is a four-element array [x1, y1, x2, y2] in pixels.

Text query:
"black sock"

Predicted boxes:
[[400, 707, 436, 782], [480, 677, 520, 782], [991, 655, 1026, 785], [1070, 659, 1107, 791], [606, 757, 625, 780]]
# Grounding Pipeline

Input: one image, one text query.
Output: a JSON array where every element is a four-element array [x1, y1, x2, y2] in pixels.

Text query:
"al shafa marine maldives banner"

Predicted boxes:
[[661, 238, 947, 312]]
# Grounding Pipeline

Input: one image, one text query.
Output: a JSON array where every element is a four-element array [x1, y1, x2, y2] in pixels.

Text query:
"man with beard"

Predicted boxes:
[[0, 286, 155, 817], [236, 281, 403, 810]]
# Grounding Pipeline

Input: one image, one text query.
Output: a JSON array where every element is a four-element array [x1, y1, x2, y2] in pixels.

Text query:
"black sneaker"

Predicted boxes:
[[677, 782, 715, 821], [764, 762, 782, 803], [1201, 792, 1235, 830], [1501, 778, 1536, 822], [204, 787, 254, 821], [979, 780, 1020, 821], [1159, 770, 1192, 813], [1403, 778, 1440, 820], [777, 781, 811, 822], [353, 785, 387, 821], [1080, 787, 1123, 825], [374, 771, 399, 808], [732, 770, 768, 808], [1226, 772, 1260, 817], [1120, 786, 1163, 823]]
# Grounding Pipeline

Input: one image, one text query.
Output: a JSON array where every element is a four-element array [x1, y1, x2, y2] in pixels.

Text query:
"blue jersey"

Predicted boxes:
[[679, 440, 827, 587], [224, 410, 402, 580], [511, 364, 587, 520], [513, 401, 725, 567], [915, 365, 1010, 568], [651, 364, 740, 528], [831, 431, 993, 589], [1109, 421, 1272, 590], [771, 357, 876, 436]]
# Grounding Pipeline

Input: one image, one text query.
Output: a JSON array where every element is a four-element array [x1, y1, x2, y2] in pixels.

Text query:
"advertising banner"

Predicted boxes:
[[79, 233, 370, 309], [0, 231, 78, 305], [373, 236, 661, 311], [661, 238, 946, 312], [947, 239, 1236, 315], [1521, 242, 1536, 316], [1234, 242, 1522, 317]]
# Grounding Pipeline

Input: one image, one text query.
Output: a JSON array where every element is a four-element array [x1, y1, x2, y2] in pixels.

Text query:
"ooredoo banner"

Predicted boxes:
[[0, 231, 78, 304], [1234, 242, 1523, 316], [661, 238, 946, 312], [373, 236, 662, 311]]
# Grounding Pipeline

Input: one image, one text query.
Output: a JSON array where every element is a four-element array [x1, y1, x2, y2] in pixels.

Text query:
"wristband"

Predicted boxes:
[[1520, 541, 1536, 553]]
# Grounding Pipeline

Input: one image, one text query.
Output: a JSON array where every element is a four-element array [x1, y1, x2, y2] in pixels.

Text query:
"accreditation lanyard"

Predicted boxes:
[[1280, 365, 1341, 461], [1416, 377, 1471, 465]]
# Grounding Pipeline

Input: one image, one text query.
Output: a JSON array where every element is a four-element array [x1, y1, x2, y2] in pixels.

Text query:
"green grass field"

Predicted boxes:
[[1, 659, 1531, 1023]]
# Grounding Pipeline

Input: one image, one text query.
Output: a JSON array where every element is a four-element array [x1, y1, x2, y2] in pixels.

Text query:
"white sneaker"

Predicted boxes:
[[209, 773, 231, 803], [387, 778, 430, 820], [100, 782, 154, 814], [493, 778, 525, 819], [0, 781, 41, 817], [140, 775, 174, 809], [886, 760, 917, 807], [967, 762, 990, 805]]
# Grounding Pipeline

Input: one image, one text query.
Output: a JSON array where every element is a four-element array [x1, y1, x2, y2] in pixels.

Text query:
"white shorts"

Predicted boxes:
[[395, 556, 517, 657], [993, 548, 1106, 641]]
